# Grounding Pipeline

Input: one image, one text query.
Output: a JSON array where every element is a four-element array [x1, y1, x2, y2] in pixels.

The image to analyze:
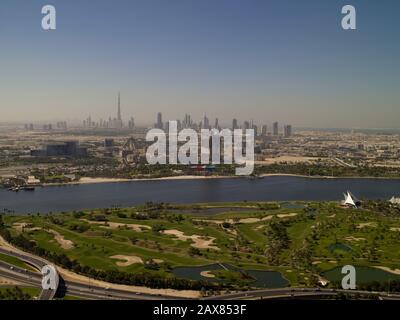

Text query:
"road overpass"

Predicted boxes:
[[0, 247, 180, 300], [2, 245, 400, 301]]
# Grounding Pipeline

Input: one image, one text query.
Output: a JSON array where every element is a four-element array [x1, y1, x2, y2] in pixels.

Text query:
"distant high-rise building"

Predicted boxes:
[[273, 122, 279, 136], [56, 121, 67, 130], [183, 114, 192, 128], [117, 93, 121, 121], [203, 114, 210, 129], [284, 125, 292, 137], [155, 112, 163, 129], [214, 118, 219, 129], [128, 117, 135, 129], [244, 121, 250, 130], [252, 125, 258, 135], [261, 125, 268, 136], [232, 118, 238, 130], [115, 93, 123, 128]]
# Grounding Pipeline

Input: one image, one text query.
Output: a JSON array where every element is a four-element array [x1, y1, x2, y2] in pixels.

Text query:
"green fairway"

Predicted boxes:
[[2, 200, 400, 290]]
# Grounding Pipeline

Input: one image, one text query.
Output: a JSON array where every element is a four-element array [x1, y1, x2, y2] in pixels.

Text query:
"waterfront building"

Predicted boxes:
[[342, 191, 361, 208]]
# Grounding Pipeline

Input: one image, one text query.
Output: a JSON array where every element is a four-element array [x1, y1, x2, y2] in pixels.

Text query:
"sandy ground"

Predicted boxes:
[[57, 266, 201, 298], [255, 156, 323, 165], [0, 277, 23, 286], [44, 175, 236, 186], [195, 216, 272, 225], [374, 266, 400, 275], [196, 213, 297, 226], [390, 227, 400, 232], [357, 222, 377, 229], [345, 236, 366, 242], [0, 235, 201, 298], [110, 255, 143, 266], [81, 219, 151, 232], [13, 223, 74, 250], [47, 230, 74, 250], [153, 259, 164, 264], [200, 271, 216, 278], [13, 223, 41, 232], [277, 213, 298, 218], [162, 229, 219, 250]]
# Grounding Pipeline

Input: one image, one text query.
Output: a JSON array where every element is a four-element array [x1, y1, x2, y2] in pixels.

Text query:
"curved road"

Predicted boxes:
[[0, 247, 179, 300], [2, 247, 400, 301]]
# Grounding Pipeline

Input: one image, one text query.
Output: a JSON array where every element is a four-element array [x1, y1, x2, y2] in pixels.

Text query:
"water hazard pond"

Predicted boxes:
[[323, 266, 400, 284], [172, 263, 289, 288]]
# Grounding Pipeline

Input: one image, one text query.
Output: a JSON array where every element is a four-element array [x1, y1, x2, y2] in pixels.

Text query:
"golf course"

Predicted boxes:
[[1, 200, 400, 291]]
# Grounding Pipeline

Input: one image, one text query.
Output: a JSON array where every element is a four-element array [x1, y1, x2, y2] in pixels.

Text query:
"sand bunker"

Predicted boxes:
[[357, 222, 377, 229], [162, 230, 219, 250], [195, 213, 296, 226], [13, 223, 40, 232], [345, 236, 366, 242], [200, 271, 216, 278], [82, 219, 151, 232], [153, 259, 164, 264], [277, 213, 298, 218], [374, 266, 400, 275], [13, 223, 28, 232], [47, 230, 74, 250], [110, 255, 144, 267], [13, 223, 73, 250]]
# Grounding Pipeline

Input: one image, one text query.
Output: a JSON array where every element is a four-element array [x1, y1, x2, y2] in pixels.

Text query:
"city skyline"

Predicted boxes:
[[1, 0, 400, 128]]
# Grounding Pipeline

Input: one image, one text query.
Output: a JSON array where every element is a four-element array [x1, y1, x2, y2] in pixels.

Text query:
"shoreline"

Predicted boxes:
[[2, 173, 399, 190], [39, 173, 400, 187]]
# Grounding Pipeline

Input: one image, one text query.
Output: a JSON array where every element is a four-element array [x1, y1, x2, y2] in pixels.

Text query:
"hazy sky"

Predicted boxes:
[[1, 0, 399, 128]]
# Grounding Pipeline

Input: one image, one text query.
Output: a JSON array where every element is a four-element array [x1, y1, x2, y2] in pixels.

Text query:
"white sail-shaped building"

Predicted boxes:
[[342, 191, 360, 208]]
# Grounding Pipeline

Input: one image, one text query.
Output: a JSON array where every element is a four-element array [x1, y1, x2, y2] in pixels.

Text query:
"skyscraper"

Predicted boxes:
[[261, 125, 268, 136], [117, 92, 121, 121], [273, 122, 279, 136], [214, 118, 219, 130], [232, 118, 238, 130], [156, 112, 163, 129], [284, 125, 292, 137], [203, 114, 210, 129]]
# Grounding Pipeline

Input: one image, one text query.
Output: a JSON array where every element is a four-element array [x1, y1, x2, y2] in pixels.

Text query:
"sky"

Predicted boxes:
[[0, 0, 399, 128]]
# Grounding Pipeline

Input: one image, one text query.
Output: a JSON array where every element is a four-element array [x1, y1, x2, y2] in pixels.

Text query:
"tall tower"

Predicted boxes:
[[273, 122, 279, 136], [117, 92, 122, 121]]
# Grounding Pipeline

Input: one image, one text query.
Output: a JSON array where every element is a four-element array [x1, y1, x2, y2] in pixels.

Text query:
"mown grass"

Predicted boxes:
[[4, 201, 400, 288]]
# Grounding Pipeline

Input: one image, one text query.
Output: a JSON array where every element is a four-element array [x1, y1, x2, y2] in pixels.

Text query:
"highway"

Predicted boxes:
[[0, 247, 178, 300], [207, 287, 400, 300], [2, 246, 400, 301]]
